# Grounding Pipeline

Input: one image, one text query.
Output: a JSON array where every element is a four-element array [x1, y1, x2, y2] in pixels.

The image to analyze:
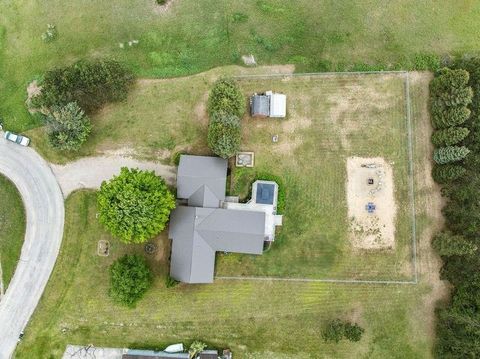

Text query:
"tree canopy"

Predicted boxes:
[[109, 254, 152, 307], [207, 113, 241, 158], [207, 78, 245, 118], [97, 168, 176, 244], [33, 59, 134, 113], [46, 102, 91, 151]]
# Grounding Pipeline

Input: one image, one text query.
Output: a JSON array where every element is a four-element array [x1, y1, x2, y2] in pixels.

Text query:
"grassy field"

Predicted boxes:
[[15, 73, 442, 358], [0, 175, 26, 289], [2, 0, 480, 132], [216, 73, 414, 280]]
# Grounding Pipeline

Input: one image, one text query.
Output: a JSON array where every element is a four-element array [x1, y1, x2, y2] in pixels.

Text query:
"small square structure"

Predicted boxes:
[[235, 151, 255, 167], [250, 91, 286, 118]]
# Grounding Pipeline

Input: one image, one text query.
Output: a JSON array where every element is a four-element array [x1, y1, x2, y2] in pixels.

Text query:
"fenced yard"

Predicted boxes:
[[216, 72, 417, 282]]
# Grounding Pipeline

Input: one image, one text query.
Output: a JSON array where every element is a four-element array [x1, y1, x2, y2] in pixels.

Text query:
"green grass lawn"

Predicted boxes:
[[15, 72, 441, 358], [0, 174, 26, 289], [215, 73, 415, 280], [2, 0, 480, 131], [16, 191, 433, 359]]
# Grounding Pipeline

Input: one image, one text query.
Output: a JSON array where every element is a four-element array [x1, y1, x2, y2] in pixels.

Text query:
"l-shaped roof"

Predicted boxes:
[[169, 155, 267, 283]]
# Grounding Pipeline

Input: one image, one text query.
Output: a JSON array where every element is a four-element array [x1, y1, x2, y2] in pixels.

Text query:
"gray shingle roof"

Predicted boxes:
[[169, 155, 268, 284], [177, 155, 227, 206], [251, 95, 270, 117], [169, 207, 265, 283]]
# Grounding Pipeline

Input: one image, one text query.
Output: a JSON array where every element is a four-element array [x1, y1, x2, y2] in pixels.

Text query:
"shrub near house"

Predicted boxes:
[[207, 78, 245, 158]]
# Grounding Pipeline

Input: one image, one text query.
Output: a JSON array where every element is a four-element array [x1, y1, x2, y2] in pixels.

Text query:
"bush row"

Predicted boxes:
[[207, 79, 245, 158], [432, 59, 480, 358]]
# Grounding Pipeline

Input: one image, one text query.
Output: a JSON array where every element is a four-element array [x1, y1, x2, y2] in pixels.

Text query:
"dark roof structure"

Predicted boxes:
[[169, 155, 267, 283], [177, 155, 227, 207], [251, 95, 270, 117], [255, 182, 275, 205]]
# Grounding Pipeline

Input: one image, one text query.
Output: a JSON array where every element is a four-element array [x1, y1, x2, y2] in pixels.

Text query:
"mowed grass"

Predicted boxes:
[[16, 73, 440, 358], [16, 190, 433, 359], [215, 73, 414, 280], [0, 174, 26, 289], [2, 0, 480, 131]]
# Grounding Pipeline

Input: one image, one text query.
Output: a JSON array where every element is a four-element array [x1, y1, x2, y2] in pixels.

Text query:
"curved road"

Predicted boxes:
[[0, 137, 64, 358]]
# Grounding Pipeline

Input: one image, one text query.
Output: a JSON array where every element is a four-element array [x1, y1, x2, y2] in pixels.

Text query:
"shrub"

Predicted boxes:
[[109, 254, 152, 307], [430, 68, 472, 107], [343, 322, 365, 342], [431, 127, 470, 146], [431, 106, 471, 129], [165, 275, 179, 288], [433, 146, 470, 164], [431, 164, 466, 184], [207, 78, 245, 118], [41, 24, 57, 43], [34, 59, 134, 113], [207, 113, 241, 158], [97, 168, 176, 244], [45, 102, 91, 151], [432, 231, 477, 256], [412, 53, 441, 71], [189, 341, 207, 359], [322, 319, 364, 343], [322, 319, 345, 343]]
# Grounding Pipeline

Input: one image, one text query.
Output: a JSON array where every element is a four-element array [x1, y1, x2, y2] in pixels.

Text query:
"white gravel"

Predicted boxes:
[[50, 155, 176, 198]]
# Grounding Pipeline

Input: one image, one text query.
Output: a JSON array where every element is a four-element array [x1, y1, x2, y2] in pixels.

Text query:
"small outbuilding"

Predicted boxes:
[[250, 91, 286, 118]]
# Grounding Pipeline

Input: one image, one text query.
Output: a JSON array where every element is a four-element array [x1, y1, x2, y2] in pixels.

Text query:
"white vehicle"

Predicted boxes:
[[4, 131, 30, 146]]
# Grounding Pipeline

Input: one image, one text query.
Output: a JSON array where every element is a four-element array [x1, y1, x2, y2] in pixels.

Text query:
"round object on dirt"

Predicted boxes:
[[144, 242, 158, 254]]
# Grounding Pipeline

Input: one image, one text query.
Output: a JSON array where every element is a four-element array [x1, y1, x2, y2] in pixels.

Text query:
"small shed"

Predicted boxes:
[[250, 91, 286, 118]]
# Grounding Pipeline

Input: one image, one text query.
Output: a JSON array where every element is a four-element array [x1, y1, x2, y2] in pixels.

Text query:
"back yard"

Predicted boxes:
[[217, 73, 415, 281], [15, 70, 446, 358]]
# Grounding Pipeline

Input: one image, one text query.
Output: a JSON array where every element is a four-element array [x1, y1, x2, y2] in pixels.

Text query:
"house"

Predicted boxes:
[[250, 91, 286, 118], [122, 349, 219, 359], [168, 155, 283, 284]]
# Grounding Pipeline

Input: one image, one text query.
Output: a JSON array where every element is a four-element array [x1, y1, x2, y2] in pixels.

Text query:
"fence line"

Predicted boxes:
[[233, 70, 408, 80], [218, 71, 419, 286]]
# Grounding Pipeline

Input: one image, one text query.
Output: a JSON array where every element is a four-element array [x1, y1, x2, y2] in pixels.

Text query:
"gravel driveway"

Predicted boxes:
[[50, 155, 176, 198], [0, 137, 64, 359]]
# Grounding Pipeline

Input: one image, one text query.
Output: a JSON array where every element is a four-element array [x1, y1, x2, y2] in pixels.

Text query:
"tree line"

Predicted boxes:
[[431, 59, 480, 358]]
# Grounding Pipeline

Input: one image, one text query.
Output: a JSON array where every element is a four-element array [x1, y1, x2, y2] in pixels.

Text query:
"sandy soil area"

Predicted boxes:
[[50, 155, 176, 198], [346, 156, 397, 249]]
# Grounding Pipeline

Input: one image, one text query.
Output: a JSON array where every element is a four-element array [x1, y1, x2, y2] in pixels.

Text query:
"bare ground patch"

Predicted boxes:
[[346, 157, 397, 249]]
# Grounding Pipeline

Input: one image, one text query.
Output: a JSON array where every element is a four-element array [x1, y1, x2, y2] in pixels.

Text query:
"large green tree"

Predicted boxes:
[[33, 59, 134, 113], [431, 127, 470, 146], [433, 146, 470, 164], [46, 102, 91, 151], [97, 168, 175, 243], [109, 254, 152, 307], [431, 164, 466, 184]]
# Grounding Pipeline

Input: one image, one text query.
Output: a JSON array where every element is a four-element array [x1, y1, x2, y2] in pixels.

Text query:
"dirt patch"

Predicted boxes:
[[153, 0, 177, 14], [346, 157, 397, 249], [194, 91, 209, 126], [408, 71, 450, 339], [281, 117, 311, 134], [25, 80, 43, 114]]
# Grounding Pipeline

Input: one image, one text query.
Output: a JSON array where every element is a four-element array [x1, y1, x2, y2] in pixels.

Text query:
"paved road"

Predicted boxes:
[[0, 137, 64, 359]]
